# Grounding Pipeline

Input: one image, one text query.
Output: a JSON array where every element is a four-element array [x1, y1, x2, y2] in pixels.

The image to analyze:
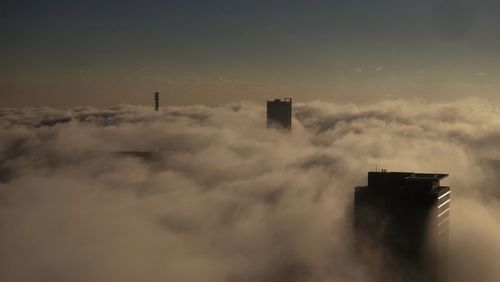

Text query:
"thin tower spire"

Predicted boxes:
[[154, 92, 159, 111]]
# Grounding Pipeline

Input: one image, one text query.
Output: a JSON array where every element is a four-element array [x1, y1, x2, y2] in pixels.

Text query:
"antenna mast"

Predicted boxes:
[[154, 92, 160, 111]]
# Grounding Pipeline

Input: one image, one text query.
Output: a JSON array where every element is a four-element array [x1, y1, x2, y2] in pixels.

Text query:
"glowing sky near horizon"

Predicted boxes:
[[2, 0, 500, 107]]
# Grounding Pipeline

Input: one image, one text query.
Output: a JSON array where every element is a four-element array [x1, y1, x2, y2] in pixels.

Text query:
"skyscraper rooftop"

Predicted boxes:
[[267, 98, 292, 130], [354, 171, 450, 282]]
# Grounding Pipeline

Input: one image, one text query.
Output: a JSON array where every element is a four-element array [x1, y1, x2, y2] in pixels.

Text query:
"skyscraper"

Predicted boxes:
[[267, 98, 292, 130], [354, 171, 450, 282]]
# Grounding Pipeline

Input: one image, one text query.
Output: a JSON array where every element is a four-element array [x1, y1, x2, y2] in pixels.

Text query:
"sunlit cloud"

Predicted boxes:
[[0, 98, 499, 281]]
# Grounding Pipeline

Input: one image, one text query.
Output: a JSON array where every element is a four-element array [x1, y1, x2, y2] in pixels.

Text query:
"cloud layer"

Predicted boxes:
[[1, 98, 499, 281]]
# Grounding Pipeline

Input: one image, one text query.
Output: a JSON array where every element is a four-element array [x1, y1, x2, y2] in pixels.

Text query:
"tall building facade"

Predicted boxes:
[[267, 98, 292, 130], [354, 171, 450, 282]]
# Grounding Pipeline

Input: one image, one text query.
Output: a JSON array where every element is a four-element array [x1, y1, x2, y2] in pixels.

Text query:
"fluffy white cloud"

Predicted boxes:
[[0, 97, 499, 281]]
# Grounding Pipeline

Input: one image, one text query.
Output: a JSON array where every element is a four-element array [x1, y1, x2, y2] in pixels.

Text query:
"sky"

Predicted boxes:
[[2, 0, 500, 107]]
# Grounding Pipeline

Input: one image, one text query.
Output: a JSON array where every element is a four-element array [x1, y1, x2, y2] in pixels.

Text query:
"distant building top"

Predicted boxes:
[[268, 98, 292, 103], [267, 98, 292, 130]]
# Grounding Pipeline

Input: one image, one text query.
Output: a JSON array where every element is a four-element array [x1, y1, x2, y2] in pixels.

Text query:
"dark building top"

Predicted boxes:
[[363, 171, 448, 195], [354, 171, 451, 282], [267, 98, 292, 130]]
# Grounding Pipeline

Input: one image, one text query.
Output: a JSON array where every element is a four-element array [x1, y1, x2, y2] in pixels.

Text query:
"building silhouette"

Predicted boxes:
[[354, 171, 450, 282], [154, 92, 160, 111], [267, 98, 292, 130]]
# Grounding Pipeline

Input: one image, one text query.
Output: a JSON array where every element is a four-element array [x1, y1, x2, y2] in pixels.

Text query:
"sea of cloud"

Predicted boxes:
[[1, 97, 499, 282]]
